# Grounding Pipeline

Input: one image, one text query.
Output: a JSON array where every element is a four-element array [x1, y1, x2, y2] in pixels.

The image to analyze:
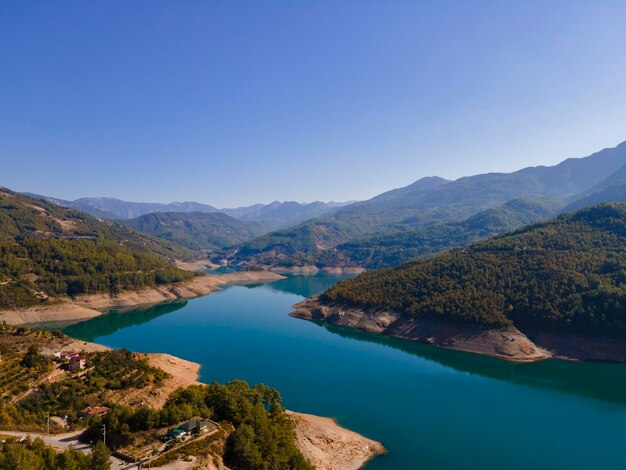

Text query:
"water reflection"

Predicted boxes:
[[316, 321, 626, 406], [63, 300, 188, 342], [253, 273, 356, 298]]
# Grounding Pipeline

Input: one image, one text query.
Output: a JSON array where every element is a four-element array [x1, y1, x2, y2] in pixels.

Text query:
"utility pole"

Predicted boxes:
[[102, 423, 106, 446]]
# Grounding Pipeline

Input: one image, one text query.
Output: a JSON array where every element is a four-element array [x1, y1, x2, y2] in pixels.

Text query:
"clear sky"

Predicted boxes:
[[2, 1, 626, 207]]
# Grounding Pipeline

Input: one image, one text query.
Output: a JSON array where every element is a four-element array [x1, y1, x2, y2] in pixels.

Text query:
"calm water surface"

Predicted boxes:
[[63, 275, 626, 469]]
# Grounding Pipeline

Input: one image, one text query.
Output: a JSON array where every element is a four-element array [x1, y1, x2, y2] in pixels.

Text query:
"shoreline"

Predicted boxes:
[[46, 335, 385, 469], [0, 270, 285, 326], [271, 266, 365, 275], [287, 411, 385, 470], [145, 353, 385, 469], [290, 296, 626, 363], [220, 264, 366, 275]]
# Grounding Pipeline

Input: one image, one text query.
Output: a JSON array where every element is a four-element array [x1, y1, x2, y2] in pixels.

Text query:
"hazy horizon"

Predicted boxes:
[[3, 1, 626, 206]]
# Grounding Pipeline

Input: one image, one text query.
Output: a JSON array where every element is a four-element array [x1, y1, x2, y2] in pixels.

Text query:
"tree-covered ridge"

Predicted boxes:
[[0, 188, 194, 259], [0, 189, 194, 308], [323, 204, 626, 337], [118, 211, 271, 251]]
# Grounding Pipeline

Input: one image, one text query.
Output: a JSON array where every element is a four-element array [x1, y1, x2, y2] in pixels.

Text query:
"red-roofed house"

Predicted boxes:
[[68, 355, 86, 372]]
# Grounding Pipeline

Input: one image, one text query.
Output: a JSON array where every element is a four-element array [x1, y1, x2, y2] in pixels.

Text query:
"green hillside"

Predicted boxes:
[[118, 211, 271, 250], [323, 204, 626, 337], [0, 189, 194, 308], [215, 198, 561, 269]]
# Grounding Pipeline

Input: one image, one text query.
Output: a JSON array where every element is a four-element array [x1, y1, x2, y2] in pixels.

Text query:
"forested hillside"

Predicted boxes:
[[323, 203, 626, 337], [118, 211, 271, 250], [0, 189, 194, 308]]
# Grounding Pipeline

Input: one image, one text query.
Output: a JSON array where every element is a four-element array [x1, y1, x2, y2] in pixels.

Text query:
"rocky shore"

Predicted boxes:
[[290, 296, 626, 362]]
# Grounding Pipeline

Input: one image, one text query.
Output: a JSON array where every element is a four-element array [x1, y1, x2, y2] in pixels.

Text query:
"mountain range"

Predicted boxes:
[[214, 141, 626, 269], [38, 195, 351, 228], [14, 140, 626, 274]]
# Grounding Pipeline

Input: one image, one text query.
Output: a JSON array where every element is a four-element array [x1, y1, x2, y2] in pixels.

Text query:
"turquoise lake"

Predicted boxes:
[[62, 275, 626, 469]]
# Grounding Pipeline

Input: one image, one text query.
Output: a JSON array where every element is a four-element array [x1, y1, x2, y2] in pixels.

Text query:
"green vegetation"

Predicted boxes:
[[81, 381, 311, 469], [19, 349, 170, 422], [323, 204, 626, 337], [0, 437, 104, 470], [149, 427, 227, 467], [118, 211, 271, 251], [20, 345, 51, 370], [0, 327, 57, 404], [0, 189, 195, 308]]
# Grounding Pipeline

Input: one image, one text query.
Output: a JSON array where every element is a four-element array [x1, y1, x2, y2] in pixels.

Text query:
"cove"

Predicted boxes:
[[63, 274, 626, 469]]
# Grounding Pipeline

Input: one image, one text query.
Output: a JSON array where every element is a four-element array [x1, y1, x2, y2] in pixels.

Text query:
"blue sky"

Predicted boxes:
[[2, 1, 626, 207]]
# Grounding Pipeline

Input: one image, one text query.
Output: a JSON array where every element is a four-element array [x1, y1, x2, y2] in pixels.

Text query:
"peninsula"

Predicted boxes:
[[291, 204, 626, 362]]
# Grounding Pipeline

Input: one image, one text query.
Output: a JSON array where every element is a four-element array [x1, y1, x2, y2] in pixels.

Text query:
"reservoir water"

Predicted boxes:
[[62, 275, 626, 469]]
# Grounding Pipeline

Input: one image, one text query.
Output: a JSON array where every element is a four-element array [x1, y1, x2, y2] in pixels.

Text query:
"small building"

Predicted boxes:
[[67, 355, 86, 371], [179, 418, 210, 435], [80, 406, 109, 418], [34, 291, 49, 301], [60, 351, 77, 359]]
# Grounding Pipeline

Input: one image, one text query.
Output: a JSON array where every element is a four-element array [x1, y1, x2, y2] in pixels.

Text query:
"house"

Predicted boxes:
[[80, 406, 109, 418], [34, 291, 49, 301], [179, 417, 211, 435], [67, 355, 86, 371]]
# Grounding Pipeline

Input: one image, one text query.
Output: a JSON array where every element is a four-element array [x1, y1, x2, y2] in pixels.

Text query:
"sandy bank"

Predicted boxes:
[[290, 296, 626, 362], [72, 270, 285, 310], [0, 271, 285, 326], [0, 303, 102, 326], [288, 411, 385, 470]]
